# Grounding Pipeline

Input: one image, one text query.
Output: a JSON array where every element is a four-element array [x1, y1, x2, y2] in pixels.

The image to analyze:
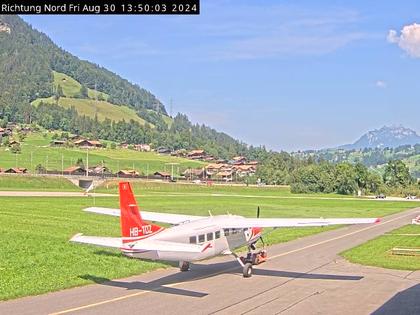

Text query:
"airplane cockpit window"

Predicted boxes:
[[198, 234, 205, 243], [189, 236, 197, 244], [223, 229, 229, 236], [215, 231, 220, 239], [207, 232, 213, 241]]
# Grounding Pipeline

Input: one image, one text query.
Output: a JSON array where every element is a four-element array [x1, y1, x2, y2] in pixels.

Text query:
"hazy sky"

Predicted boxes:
[[23, 0, 420, 151]]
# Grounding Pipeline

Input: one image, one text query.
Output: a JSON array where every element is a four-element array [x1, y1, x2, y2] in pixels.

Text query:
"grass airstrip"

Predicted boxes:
[[0, 176, 419, 300]]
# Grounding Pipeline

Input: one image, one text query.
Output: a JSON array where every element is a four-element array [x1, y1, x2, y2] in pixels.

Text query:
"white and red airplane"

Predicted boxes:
[[71, 182, 380, 277]]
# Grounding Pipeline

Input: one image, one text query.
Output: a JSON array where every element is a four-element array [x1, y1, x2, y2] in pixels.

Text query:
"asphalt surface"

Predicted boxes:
[[1, 207, 419, 315]]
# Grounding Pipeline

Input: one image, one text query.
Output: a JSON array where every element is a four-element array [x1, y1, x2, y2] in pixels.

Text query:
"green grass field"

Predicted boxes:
[[32, 97, 148, 125], [1, 181, 418, 300], [52, 71, 109, 101], [0, 132, 204, 175], [0, 175, 80, 191], [341, 224, 420, 271]]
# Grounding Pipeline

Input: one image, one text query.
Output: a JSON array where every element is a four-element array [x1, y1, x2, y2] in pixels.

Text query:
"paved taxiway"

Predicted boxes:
[[1, 207, 419, 315]]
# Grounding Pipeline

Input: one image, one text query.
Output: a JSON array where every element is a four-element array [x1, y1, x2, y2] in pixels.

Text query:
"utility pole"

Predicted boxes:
[[86, 149, 89, 177]]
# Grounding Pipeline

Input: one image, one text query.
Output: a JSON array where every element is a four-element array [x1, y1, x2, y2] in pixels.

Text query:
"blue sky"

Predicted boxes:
[[23, 0, 420, 151]]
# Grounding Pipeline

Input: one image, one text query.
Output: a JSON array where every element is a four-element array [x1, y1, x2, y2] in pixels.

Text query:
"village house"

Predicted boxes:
[[51, 140, 66, 147], [89, 165, 112, 176], [4, 167, 28, 174], [134, 144, 151, 152], [157, 147, 171, 154], [216, 170, 234, 182], [63, 166, 86, 175], [231, 156, 247, 165], [234, 164, 257, 177], [183, 168, 207, 180], [74, 139, 103, 148], [154, 171, 171, 180], [117, 169, 140, 177], [187, 149, 205, 160]]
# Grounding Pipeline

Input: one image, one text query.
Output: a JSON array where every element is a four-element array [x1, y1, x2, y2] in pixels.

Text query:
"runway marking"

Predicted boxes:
[[51, 209, 418, 315]]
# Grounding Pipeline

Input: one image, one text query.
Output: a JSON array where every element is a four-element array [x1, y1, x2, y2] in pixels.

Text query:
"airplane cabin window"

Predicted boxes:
[[215, 231, 220, 239], [198, 234, 205, 243], [189, 236, 197, 244], [224, 229, 229, 236], [207, 232, 213, 241]]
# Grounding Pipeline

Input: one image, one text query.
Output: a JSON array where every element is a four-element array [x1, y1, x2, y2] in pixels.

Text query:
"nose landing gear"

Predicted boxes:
[[233, 249, 268, 277]]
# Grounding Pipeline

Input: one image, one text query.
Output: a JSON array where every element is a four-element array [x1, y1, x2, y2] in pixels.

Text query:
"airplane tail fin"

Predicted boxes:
[[119, 182, 163, 243]]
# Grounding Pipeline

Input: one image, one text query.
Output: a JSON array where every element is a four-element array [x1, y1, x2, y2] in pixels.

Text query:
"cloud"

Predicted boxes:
[[375, 80, 387, 88], [387, 23, 420, 58]]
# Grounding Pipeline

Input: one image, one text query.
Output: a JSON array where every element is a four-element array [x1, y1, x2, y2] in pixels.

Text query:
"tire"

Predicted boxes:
[[243, 263, 253, 278], [179, 261, 190, 272]]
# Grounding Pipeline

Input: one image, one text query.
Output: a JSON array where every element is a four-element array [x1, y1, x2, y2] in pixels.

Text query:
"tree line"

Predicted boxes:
[[256, 152, 419, 196]]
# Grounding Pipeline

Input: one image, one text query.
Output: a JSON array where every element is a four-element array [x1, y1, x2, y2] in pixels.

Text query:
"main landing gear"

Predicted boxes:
[[234, 248, 268, 278], [179, 261, 190, 272]]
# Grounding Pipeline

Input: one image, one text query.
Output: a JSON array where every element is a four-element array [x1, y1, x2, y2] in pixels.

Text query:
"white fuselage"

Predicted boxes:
[[121, 215, 262, 262]]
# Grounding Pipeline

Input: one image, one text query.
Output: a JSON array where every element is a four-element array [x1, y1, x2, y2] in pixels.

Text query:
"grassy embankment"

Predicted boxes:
[[1, 181, 418, 300], [341, 224, 420, 271]]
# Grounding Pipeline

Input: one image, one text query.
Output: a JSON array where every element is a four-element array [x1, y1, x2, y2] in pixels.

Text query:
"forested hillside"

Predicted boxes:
[[0, 15, 258, 159], [0, 15, 164, 113]]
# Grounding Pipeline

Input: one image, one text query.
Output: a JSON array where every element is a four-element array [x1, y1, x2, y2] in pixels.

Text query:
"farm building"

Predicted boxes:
[[63, 166, 86, 175], [154, 171, 171, 179], [187, 149, 205, 160], [74, 139, 103, 148], [183, 168, 207, 179], [4, 168, 28, 174], [117, 170, 139, 177]]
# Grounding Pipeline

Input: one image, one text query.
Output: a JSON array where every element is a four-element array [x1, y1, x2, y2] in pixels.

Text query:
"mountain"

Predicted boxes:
[[0, 15, 165, 114], [340, 125, 420, 150], [0, 15, 260, 160]]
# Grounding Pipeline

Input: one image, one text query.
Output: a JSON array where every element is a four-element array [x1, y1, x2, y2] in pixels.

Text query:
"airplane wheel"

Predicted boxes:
[[180, 261, 190, 272], [243, 263, 253, 278]]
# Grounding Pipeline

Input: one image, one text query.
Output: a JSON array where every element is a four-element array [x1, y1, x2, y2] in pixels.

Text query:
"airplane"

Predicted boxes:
[[71, 182, 380, 278]]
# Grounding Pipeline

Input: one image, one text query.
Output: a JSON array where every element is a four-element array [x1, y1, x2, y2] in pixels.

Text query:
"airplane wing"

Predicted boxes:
[[70, 233, 206, 253], [219, 217, 380, 228], [83, 207, 204, 225]]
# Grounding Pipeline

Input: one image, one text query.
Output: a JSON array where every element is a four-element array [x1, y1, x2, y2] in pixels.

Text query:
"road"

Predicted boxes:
[[1, 207, 419, 315]]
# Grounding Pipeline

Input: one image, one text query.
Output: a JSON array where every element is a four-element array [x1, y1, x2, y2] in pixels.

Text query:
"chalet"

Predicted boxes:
[[134, 144, 151, 152], [154, 171, 171, 179], [4, 168, 27, 174], [63, 166, 86, 175], [235, 164, 256, 177], [157, 147, 171, 154], [183, 168, 207, 179], [117, 170, 139, 177], [231, 156, 247, 165], [51, 140, 66, 147], [216, 170, 233, 182], [89, 166, 112, 175], [74, 139, 103, 148], [187, 149, 205, 160]]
